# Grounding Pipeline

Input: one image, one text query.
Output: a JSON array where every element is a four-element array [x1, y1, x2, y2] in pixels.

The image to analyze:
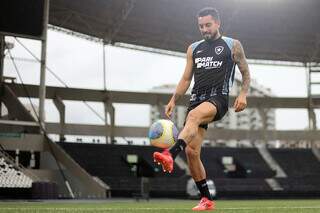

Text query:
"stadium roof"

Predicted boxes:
[[49, 0, 320, 63]]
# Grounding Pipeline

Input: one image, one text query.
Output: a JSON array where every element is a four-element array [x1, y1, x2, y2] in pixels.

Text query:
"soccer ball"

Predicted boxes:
[[148, 119, 179, 149]]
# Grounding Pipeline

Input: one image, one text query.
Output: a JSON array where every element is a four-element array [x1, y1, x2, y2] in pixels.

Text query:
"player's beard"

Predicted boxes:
[[202, 31, 218, 41]]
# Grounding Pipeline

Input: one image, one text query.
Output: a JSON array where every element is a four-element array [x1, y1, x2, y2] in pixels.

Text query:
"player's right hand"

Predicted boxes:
[[165, 100, 175, 118]]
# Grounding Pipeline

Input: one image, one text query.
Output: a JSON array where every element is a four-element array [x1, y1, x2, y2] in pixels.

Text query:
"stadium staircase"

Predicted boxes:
[[311, 146, 320, 162], [175, 155, 190, 175], [257, 146, 285, 191], [257, 146, 287, 178]]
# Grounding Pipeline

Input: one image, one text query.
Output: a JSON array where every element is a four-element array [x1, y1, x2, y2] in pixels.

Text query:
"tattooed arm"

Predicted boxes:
[[232, 40, 251, 112], [165, 45, 194, 118]]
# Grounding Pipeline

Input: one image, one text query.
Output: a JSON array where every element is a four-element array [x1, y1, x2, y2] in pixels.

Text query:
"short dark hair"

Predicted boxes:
[[197, 7, 220, 21]]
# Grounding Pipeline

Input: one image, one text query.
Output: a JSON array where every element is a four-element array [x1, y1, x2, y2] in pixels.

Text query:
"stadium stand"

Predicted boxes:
[[192, 147, 276, 178], [269, 148, 320, 178], [269, 148, 320, 194], [58, 142, 320, 198], [0, 150, 34, 199], [59, 143, 286, 197], [60, 143, 188, 197], [0, 157, 33, 188], [0, 148, 62, 199]]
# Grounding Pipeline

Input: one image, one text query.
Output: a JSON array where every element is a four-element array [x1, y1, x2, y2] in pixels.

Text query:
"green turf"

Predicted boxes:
[[0, 199, 319, 212]]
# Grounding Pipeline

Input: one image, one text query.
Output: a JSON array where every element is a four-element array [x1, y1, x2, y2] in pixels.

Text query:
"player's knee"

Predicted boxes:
[[186, 110, 201, 126], [185, 145, 200, 159], [182, 124, 197, 141], [181, 111, 201, 142]]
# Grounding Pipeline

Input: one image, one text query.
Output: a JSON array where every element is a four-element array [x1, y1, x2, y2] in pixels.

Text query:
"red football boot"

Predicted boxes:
[[153, 149, 173, 173], [192, 197, 215, 211]]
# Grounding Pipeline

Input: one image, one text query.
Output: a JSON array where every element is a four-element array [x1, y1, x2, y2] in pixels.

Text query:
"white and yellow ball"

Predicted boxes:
[[148, 119, 179, 149]]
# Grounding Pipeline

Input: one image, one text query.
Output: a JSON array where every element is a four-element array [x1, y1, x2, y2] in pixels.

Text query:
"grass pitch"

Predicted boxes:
[[0, 199, 319, 212]]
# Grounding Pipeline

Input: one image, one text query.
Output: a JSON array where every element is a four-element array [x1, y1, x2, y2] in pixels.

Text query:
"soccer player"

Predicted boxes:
[[153, 7, 251, 211]]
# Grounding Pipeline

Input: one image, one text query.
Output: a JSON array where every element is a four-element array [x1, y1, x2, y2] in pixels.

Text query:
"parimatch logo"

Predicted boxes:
[[195, 57, 223, 69]]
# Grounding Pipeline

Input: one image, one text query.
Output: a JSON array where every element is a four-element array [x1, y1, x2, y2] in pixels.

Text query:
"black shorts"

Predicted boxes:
[[185, 95, 229, 130]]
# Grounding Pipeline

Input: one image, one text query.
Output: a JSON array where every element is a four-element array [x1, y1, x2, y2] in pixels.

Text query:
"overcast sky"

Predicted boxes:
[[3, 30, 319, 139]]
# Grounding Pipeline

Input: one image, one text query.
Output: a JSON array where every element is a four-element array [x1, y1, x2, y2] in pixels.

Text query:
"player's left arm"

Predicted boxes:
[[232, 39, 251, 112]]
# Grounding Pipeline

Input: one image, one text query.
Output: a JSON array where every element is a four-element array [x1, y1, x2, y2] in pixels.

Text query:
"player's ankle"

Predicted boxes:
[[169, 138, 187, 159]]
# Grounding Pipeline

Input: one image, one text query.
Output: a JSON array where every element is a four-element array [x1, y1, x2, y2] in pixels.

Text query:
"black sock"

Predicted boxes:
[[169, 139, 187, 159], [195, 179, 212, 200]]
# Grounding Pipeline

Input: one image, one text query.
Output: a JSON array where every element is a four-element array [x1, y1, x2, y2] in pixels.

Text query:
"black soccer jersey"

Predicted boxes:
[[190, 36, 236, 98]]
